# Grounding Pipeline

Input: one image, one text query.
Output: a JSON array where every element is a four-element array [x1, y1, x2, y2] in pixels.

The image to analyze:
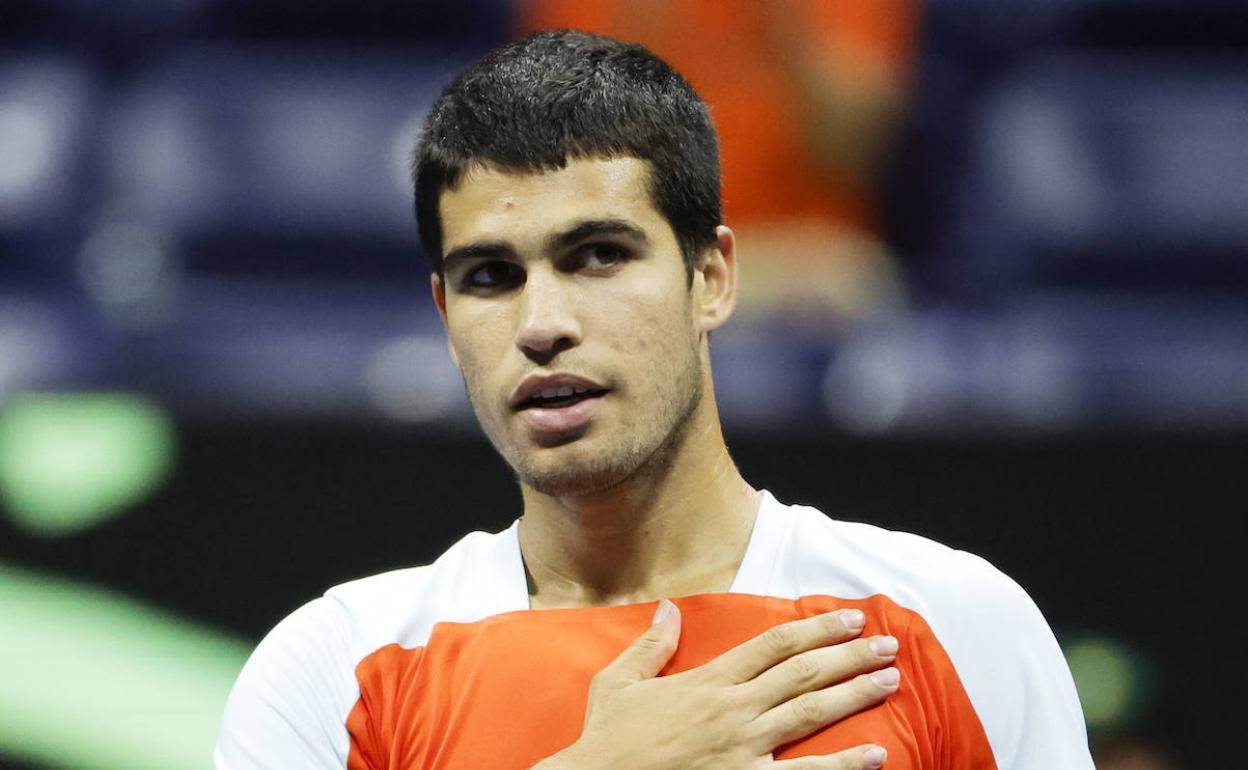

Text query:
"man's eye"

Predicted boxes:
[[465, 261, 523, 288], [582, 243, 630, 268]]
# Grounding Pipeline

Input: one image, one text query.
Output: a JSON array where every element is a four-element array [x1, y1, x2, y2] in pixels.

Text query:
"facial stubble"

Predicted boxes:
[[468, 331, 704, 498]]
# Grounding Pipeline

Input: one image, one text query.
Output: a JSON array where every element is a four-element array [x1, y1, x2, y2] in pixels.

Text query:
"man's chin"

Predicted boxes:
[[515, 456, 634, 498]]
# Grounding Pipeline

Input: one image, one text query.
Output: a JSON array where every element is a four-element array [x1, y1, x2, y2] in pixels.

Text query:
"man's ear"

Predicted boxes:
[[430, 272, 459, 367], [692, 225, 739, 333]]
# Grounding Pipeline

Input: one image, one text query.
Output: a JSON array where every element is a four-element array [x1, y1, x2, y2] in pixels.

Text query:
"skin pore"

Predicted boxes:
[[432, 156, 761, 609]]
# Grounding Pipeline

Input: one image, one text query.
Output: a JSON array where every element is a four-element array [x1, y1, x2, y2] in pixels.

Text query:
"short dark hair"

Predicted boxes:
[[413, 29, 722, 275]]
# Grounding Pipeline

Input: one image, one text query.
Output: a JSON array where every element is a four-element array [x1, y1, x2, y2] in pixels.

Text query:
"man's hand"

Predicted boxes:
[[535, 599, 899, 770]]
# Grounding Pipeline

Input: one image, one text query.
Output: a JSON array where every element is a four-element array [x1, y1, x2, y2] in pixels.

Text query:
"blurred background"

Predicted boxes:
[[1, 0, 1245, 767]]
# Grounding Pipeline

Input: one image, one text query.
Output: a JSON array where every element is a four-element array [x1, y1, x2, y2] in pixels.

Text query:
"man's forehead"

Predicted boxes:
[[438, 156, 667, 250], [448, 155, 653, 209]]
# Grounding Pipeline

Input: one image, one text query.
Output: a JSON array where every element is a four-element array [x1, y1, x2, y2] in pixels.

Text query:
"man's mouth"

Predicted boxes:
[[517, 386, 609, 411]]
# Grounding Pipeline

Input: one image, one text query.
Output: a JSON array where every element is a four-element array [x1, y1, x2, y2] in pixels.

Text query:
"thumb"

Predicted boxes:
[[606, 599, 682, 686]]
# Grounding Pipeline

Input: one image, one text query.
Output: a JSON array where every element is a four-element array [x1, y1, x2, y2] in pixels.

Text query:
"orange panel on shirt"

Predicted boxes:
[[346, 593, 997, 770]]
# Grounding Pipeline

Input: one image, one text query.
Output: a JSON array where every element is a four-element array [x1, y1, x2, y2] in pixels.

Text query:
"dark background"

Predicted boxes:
[[3, 423, 1243, 766], [3, 0, 1247, 767]]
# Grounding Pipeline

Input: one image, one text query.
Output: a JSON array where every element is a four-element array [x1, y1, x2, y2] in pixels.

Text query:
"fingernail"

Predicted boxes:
[[869, 635, 898, 657], [652, 599, 674, 624], [862, 745, 887, 767], [839, 609, 866, 631], [870, 667, 900, 688]]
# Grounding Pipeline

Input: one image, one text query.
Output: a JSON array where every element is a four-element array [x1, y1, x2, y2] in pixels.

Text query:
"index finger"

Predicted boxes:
[[707, 609, 867, 684]]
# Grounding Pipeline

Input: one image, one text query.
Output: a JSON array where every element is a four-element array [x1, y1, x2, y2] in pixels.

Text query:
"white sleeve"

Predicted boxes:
[[214, 597, 359, 770], [934, 555, 1095, 770], [770, 504, 1095, 769]]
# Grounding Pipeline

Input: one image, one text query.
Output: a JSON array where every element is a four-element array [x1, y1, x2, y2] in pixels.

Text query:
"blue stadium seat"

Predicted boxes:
[[204, 0, 511, 47], [0, 54, 94, 290], [87, 47, 480, 416], [954, 54, 1248, 297], [100, 46, 473, 284]]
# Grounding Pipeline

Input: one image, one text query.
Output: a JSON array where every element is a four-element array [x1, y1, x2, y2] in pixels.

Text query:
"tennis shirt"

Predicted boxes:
[[214, 491, 1094, 769]]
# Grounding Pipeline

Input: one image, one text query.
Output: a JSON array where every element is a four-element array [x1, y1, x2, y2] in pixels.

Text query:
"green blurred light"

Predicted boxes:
[[0, 392, 175, 536], [1065, 634, 1141, 730], [0, 564, 250, 770]]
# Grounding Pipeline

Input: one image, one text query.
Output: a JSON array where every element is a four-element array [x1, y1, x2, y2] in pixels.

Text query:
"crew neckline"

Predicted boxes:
[[501, 489, 794, 611]]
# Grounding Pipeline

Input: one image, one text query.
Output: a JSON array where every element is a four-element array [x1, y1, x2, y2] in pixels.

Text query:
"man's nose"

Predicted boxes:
[[515, 267, 582, 363]]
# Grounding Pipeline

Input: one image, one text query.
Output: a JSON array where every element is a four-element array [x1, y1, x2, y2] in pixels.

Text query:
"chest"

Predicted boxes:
[[348, 596, 971, 770]]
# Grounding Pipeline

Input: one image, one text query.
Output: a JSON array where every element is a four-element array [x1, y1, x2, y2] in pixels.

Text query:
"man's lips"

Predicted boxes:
[[509, 374, 609, 411], [520, 394, 606, 433], [509, 373, 610, 435]]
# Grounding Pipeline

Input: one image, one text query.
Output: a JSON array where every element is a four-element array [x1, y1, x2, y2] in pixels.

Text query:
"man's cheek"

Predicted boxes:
[[454, 358, 493, 407]]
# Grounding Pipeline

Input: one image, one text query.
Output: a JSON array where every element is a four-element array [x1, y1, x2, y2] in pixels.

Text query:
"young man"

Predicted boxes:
[[215, 31, 1093, 770]]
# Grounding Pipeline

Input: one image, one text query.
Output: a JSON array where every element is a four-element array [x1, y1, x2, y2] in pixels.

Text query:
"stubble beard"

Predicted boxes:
[[518, 378, 702, 497], [478, 344, 705, 498]]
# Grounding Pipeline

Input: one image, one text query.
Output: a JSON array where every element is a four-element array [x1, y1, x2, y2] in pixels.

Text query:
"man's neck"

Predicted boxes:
[[518, 392, 760, 610]]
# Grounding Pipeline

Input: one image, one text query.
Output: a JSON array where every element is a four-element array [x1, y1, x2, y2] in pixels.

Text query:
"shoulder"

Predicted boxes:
[[215, 526, 521, 770], [257, 524, 519, 671], [214, 592, 359, 769], [775, 494, 1060, 669], [776, 498, 1026, 620], [764, 494, 1094, 770], [326, 527, 517, 652]]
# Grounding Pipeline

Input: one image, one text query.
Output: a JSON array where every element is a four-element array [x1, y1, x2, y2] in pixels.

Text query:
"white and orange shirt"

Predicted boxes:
[[215, 491, 1093, 769]]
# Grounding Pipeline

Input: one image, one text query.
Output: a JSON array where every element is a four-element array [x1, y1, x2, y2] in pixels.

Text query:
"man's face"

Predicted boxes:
[[433, 156, 706, 496]]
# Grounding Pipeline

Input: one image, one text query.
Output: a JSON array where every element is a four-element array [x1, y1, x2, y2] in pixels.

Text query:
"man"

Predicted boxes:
[[215, 30, 1093, 770]]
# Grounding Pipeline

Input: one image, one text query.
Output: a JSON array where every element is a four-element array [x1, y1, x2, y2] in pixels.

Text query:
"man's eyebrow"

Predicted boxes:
[[442, 220, 648, 271], [547, 219, 650, 251], [442, 242, 513, 272]]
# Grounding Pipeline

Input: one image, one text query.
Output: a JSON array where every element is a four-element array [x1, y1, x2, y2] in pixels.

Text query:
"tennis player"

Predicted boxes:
[[215, 30, 1093, 770]]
